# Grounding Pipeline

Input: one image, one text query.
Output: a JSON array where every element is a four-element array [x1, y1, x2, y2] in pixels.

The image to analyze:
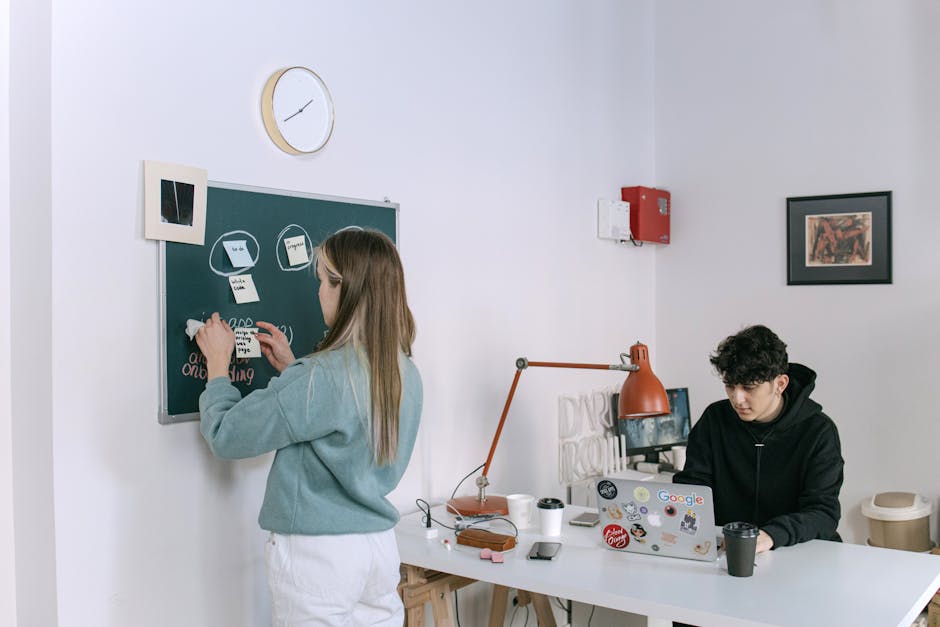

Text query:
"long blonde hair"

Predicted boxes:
[[315, 229, 415, 465]]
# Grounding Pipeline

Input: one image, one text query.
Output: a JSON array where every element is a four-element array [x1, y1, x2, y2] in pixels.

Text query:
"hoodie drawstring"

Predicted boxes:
[[753, 443, 764, 523]]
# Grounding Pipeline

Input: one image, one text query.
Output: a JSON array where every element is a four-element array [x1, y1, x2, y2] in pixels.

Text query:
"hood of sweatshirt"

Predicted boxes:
[[770, 362, 821, 433]]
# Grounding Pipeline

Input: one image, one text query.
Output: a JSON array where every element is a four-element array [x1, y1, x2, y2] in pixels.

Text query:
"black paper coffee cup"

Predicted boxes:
[[722, 522, 758, 577]]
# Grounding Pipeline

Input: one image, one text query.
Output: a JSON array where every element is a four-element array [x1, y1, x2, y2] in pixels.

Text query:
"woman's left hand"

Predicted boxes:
[[194, 312, 235, 380]]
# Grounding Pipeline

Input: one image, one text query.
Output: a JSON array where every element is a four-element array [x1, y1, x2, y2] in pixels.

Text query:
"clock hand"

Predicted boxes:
[[282, 99, 315, 123]]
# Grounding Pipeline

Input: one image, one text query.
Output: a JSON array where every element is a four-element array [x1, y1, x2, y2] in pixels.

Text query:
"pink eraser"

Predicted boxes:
[[490, 552, 504, 563], [479, 548, 492, 559]]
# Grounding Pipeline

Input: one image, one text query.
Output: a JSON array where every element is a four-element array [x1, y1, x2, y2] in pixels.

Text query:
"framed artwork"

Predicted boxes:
[[144, 160, 208, 245], [786, 191, 892, 285]]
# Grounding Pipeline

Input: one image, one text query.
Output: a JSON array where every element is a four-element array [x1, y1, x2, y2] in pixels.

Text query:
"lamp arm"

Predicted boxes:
[[479, 357, 639, 480], [480, 367, 524, 479]]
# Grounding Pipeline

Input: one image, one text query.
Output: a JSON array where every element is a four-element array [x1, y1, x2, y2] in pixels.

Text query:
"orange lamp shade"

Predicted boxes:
[[619, 342, 670, 418]]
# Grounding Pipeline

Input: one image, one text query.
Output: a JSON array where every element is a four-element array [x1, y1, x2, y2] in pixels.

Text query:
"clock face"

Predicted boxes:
[[266, 67, 334, 154]]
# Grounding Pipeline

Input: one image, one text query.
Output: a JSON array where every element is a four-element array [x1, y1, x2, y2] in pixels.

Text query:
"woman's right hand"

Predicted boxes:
[[194, 312, 235, 380], [256, 321, 296, 372]]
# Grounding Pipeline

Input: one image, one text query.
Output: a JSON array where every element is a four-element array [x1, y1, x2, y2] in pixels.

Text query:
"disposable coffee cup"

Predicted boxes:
[[506, 494, 536, 529], [537, 497, 565, 536], [722, 522, 759, 577], [671, 445, 687, 471]]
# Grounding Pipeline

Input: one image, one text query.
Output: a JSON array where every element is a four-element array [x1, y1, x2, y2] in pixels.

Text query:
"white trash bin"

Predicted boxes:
[[861, 492, 934, 552]]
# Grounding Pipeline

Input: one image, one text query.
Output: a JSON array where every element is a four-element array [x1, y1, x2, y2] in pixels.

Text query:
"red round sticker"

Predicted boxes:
[[603, 524, 630, 549]]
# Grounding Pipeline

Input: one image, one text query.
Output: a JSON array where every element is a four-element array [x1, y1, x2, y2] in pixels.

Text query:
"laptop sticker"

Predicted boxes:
[[597, 480, 618, 500], [630, 523, 648, 543], [624, 502, 642, 521], [604, 524, 630, 549]]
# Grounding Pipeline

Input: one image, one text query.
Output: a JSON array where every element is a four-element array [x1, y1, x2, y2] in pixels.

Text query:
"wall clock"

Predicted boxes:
[[261, 66, 334, 155]]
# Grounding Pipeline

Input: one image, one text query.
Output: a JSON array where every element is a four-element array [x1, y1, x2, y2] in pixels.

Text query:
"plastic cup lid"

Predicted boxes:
[[537, 497, 565, 509], [722, 521, 759, 538]]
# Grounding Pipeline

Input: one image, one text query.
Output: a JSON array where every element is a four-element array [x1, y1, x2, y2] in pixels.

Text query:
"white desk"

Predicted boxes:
[[396, 505, 940, 627]]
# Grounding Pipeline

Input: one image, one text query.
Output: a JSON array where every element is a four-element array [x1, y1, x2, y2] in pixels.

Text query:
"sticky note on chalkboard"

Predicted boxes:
[[223, 240, 254, 268], [234, 327, 261, 358], [284, 235, 309, 266], [228, 274, 260, 304]]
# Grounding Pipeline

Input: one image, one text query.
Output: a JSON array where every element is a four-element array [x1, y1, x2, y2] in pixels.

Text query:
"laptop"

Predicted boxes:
[[595, 477, 718, 562]]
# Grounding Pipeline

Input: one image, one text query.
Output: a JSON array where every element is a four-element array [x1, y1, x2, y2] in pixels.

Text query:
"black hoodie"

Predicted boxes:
[[673, 363, 844, 548]]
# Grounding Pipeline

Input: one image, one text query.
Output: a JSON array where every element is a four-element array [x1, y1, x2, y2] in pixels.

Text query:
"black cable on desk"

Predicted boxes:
[[450, 462, 485, 500]]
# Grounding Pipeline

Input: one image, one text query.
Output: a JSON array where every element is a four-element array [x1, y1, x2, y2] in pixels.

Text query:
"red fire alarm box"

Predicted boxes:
[[621, 186, 670, 244]]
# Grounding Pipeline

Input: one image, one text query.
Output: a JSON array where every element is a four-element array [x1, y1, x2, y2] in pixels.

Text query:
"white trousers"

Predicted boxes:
[[265, 529, 404, 627]]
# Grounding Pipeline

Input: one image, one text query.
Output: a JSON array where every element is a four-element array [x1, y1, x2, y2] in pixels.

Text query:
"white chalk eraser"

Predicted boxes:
[[185, 319, 205, 341]]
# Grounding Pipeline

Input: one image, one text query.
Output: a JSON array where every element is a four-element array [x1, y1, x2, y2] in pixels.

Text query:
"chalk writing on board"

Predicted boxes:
[[276, 224, 314, 272], [212, 315, 294, 348], [180, 351, 256, 386], [181, 315, 296, 388], [209, 230, 261, 277]]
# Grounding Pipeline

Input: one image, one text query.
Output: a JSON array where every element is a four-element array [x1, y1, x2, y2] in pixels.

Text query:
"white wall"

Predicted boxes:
[[9, 0, 58, 625], [42, 2, 657, 625], [654, 0, 940, 547], [1, 0, 18, 622]]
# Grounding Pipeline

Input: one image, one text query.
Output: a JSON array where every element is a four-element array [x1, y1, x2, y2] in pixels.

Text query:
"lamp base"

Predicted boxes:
[[446, 495, 509, 517]]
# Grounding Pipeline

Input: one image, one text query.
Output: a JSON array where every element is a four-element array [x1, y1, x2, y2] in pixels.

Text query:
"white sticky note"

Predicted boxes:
[[284, 235, 309, 266], [234, 327, 261, 358], [228, 274, 260, 304], [223, 240, 254, 268]]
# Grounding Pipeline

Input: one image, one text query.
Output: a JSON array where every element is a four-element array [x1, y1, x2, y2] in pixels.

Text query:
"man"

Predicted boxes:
[[673, 325, 844, 553]]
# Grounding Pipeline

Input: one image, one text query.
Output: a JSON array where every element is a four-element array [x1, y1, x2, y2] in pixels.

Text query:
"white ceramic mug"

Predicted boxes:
[[537, 497, 565, 536], [506, 494, 536, 529]]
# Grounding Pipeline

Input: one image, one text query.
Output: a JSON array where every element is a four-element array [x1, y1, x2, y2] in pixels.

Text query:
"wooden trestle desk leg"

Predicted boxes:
[[399, 565, 557, 627], [490, 586, 557, 627], [398, 564, 477, 627]]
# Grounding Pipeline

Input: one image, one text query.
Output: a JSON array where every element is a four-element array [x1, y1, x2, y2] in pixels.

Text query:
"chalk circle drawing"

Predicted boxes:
[[209, 230, 260, 277], [276, 224, 314, 272]]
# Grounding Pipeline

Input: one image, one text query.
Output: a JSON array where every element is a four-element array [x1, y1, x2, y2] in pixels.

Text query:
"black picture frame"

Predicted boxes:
[[786, 191, 892, 285]]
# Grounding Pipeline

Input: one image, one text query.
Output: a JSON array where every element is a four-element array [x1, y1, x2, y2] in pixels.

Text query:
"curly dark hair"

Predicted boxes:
[[709, 325, 788, 386]]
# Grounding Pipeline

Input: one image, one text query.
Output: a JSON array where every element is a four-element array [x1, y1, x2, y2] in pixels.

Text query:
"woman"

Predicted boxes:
[[195, 228, 422, 626]]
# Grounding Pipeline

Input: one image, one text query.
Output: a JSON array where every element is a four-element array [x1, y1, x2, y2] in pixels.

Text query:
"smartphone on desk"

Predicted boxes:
[[569, 512, 600, 527], [527, 541, 562, 560]]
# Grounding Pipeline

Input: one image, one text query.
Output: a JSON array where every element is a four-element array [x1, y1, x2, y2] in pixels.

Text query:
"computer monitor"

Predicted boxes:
[[613, 387, 691, 466]]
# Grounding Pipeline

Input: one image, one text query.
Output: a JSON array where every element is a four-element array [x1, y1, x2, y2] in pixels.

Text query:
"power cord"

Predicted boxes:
[[416, 499, 517, 535], [455, 515, 519, 539], [450, 463, 485, 500]]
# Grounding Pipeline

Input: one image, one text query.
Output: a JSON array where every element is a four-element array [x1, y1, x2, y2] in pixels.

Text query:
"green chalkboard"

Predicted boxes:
[[159, 182, 397, 424]]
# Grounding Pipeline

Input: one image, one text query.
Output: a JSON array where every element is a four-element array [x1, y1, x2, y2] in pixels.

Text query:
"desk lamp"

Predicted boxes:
[[447, 342, 670, 516]]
